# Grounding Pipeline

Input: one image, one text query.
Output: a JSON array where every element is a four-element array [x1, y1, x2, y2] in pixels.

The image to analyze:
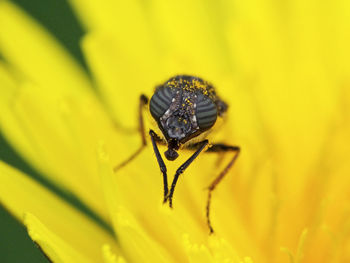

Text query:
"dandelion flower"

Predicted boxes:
[[1, 0, 350, 262]]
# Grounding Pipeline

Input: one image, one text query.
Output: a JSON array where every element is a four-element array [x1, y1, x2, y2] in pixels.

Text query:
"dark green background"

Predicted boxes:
[[0, 0, 92, 262]]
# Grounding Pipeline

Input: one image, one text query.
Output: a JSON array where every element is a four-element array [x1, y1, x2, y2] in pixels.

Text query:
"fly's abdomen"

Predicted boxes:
[[150, 87, 174, 120], [195, 93, 218, 129]]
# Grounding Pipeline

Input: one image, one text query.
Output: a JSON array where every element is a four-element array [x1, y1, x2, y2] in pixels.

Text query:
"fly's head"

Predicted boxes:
[[149, 75, 222, 161]]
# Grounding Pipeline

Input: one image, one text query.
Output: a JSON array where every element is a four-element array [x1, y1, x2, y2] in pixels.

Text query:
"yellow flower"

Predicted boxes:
[[1, 0, 350, 262]]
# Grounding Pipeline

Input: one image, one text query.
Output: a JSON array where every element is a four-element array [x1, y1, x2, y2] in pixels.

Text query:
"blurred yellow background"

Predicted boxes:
[[0, 0, 349, 262]]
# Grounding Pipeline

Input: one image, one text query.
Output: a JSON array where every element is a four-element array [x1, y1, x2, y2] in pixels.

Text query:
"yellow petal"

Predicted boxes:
[[24, 213, 93, 263], [183, 234, 214, 263], [72, 0, 232, 79], [0, 161, 118, 262], [82, 32, 164, 128], [68, 0, 150, 38], [148, 0, 232, 78], [97, 139, 259, 262], [0, 69, 111, 220], [0, 1, 91, 94], [102, 245, 127, 263], [97, 143, 175, 263], [0, 63, 39, 164]]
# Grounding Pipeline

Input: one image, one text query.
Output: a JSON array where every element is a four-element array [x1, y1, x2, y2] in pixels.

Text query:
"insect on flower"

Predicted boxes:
[[114, 75, 240, 233]]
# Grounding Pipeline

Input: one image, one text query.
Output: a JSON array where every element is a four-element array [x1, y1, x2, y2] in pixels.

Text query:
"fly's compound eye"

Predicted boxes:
[[195, 93, 218, 129], [150, 87, 175, 120]]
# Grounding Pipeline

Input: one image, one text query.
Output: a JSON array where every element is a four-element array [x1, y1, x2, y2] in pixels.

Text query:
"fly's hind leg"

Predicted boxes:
[[114, 94, 148, 172], [205, 144, 240, 234]]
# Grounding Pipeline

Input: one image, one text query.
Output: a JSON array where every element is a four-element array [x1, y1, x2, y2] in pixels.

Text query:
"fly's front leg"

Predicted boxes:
[[166, 140, 209, 208], [149, 129, 169, 202]]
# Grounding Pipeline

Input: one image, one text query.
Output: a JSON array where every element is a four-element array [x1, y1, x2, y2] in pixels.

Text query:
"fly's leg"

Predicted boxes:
[[149, 129, 169, 202], [114, 94, 148, 172], [205, 144, 240, 234], [166, 140, 209, 208]]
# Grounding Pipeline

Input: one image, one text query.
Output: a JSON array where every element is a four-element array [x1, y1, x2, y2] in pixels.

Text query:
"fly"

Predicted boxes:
[[114, 75, 240, 233]]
